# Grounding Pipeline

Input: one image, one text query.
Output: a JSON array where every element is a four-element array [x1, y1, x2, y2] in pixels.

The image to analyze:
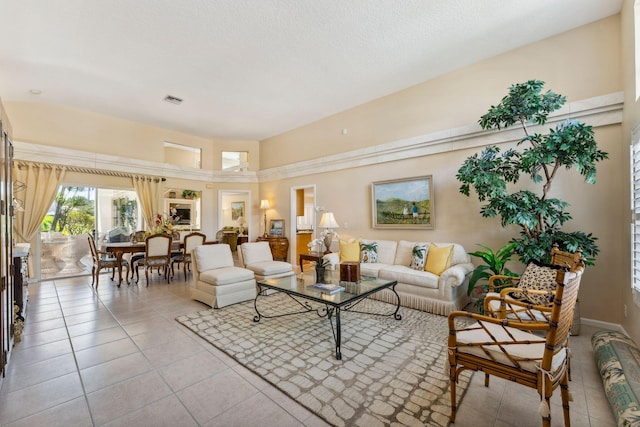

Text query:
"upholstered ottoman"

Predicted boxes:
[[191, 244, 256, 308], [592, 330, 640, 425]]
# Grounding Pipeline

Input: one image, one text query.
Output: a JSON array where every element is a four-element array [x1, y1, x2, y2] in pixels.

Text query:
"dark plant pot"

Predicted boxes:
[[315, 267, 326, 283]]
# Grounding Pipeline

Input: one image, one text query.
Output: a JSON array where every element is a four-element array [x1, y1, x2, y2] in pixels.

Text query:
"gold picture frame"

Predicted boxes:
[[371, 175, 434, 229]]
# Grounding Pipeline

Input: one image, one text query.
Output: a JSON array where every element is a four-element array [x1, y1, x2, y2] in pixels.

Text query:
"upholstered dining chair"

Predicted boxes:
[[126, 230, 148, 281], [171, 232, 206, 280], [133, 233, 173, 286], [448, 264, 583, 426], [87, 234, 129, 288]]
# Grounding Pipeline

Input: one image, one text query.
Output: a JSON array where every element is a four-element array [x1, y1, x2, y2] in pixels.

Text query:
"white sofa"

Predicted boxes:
[[191, 244, 256, 308], [324, 239, 474, 315]]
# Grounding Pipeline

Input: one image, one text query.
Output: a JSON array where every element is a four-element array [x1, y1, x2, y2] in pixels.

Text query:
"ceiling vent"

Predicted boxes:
[[163, 95, 183, 105]]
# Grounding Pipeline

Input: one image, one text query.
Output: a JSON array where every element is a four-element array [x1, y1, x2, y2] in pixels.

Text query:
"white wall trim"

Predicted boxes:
[[258, 91, 624, 182], [12, 141, 259, 183], [582, 317, 626, 335], [12, 91, 623, 184]]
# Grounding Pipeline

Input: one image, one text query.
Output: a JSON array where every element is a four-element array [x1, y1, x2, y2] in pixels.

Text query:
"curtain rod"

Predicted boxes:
[[14, 160, 166, 181]]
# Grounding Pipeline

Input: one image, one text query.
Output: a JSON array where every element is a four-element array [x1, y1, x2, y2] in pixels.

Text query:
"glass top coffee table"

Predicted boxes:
[[254, 272, 401, 360]]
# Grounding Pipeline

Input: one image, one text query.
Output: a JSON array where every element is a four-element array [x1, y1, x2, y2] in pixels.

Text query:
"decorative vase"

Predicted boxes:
[[315, 267, 326, 283]]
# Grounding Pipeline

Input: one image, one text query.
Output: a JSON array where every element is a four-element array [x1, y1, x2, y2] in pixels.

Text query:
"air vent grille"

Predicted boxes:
[[163, 95, 183, 105]]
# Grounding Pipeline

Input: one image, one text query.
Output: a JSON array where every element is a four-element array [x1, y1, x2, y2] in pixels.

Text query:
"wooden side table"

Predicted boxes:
[[257, 236, 289, 261], [237, 235, 248, 246], [299, 252, 323, 271]]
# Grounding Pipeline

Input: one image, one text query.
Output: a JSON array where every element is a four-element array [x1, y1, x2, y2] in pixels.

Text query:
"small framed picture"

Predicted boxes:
[[231, 201, 245, 220], [269, 219, 284, 236]]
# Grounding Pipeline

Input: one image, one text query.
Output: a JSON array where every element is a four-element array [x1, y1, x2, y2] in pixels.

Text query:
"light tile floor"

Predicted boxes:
[[0, 272, 617, 426]]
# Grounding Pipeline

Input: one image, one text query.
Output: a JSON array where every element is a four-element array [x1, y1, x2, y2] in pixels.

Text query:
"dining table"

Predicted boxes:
[[102, 239, 217, 286], [101, 241, 147, 286]]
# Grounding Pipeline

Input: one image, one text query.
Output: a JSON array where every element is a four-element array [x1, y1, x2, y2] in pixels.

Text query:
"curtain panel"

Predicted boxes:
[[13, 163, 66, 243], [132, 175, 163, 231]]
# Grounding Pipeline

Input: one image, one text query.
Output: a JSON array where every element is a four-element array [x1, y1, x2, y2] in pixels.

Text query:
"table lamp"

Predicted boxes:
[[260, 199, 270, 237], [318, 212, 339, 253]]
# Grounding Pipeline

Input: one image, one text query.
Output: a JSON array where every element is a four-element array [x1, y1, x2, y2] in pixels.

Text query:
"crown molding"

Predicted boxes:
[[12, 141, 259, 183], [258, 91, 624, 182], [12, 91, 622, 184]]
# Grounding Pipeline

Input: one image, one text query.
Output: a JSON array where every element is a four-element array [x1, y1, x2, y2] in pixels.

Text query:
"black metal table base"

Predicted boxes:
[[253, 283, 402, 360]]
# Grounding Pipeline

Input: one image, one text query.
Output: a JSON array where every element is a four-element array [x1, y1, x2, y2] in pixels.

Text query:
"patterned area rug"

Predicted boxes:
[[176, 293, 471, 427]]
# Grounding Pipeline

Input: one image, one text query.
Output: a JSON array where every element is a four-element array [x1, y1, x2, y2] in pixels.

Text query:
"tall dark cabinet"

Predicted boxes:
[[0, 119, 14, 377]]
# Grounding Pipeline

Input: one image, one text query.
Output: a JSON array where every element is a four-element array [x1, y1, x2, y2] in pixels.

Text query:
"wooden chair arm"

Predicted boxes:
[[487, 275, 519, 292], [484, 294, 553, 324], [448, 310, 549, 344]]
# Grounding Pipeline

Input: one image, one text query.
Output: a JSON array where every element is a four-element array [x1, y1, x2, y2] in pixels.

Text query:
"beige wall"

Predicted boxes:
[[3, 101, 261, 172], [620, 0, 638, 340], [261, 16, 621, 169], [261, 15, 627, 330], [0, 13, 632, 336]]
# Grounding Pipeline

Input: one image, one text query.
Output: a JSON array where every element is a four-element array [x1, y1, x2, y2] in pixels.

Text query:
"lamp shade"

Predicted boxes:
[[319, 212, 339, 229], [260, 199, 270, 209]]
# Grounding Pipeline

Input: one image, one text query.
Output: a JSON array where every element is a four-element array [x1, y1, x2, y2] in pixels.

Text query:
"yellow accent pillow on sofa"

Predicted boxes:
[[339, 239, 361, 262], [424, 244, 454, 275]]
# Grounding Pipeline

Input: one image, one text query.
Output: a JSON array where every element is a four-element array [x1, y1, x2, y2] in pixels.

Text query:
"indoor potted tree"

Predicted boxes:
[[467, 242, 519, 313], [457, 80, 608, 265]]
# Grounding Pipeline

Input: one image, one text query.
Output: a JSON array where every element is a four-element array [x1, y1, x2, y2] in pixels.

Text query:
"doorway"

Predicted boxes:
[[289, 185, 316, 268], [218, 190, 252, 240]]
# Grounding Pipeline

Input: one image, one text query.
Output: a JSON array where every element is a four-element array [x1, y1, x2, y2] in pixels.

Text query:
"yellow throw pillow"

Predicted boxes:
[[339, 239, 361, 263], [424, 244, 454, 275]]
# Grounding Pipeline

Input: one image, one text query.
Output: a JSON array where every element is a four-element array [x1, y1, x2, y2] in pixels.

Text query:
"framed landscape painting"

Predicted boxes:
[[231, 202, 245, 220], [371, 175, 434, 229]]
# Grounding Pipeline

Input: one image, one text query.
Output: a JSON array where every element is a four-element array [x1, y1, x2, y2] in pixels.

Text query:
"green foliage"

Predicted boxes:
[[467, 242, 518, 296], [182, 189, 198, 199], [44, 186, 95, 235], [457, 80, 608, 265]]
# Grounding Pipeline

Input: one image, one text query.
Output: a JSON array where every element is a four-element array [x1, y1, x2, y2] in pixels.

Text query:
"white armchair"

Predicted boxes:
[[191, 244, 256, 308], [238, 241, 294, 281]]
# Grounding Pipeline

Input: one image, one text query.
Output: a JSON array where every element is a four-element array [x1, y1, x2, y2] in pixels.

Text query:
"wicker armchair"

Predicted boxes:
[[448, 266, 583, 426], [484, 245, 585, 321]]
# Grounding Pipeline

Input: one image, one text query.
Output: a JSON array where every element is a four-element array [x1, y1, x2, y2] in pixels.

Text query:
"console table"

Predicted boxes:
[[257, 236, 289, 261]]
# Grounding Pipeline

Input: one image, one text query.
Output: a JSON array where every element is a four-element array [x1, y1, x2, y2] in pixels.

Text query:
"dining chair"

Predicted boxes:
[[133, 233, 173, 286], [87, 234, 129, 289], [126, 230, 148, 281], [448, 264, 584, 426], [171, 232, 206, 280]]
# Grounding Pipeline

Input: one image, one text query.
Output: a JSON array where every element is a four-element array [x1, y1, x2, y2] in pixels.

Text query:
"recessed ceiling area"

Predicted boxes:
[[0, 0, 623, 140]]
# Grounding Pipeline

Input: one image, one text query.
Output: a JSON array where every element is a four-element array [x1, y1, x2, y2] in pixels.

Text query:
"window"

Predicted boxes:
[[164, 142, 201, 169], [632, 128, 640, 293], [40, 186, 142, 279], [222, 151, 248, 172]]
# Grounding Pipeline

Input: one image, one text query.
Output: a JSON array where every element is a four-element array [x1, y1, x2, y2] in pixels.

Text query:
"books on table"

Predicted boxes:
[[310, 283, 345, 294]]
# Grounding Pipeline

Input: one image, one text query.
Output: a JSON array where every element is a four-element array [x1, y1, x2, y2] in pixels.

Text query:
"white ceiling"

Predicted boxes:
[[0, 0, 623, 141]]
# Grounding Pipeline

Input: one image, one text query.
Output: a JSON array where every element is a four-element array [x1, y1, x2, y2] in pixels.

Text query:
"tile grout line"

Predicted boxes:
[[87, 277, 204, 426]]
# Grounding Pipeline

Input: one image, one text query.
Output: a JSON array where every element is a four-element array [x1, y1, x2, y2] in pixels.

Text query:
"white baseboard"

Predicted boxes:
[[581, 317, 627, 336]]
